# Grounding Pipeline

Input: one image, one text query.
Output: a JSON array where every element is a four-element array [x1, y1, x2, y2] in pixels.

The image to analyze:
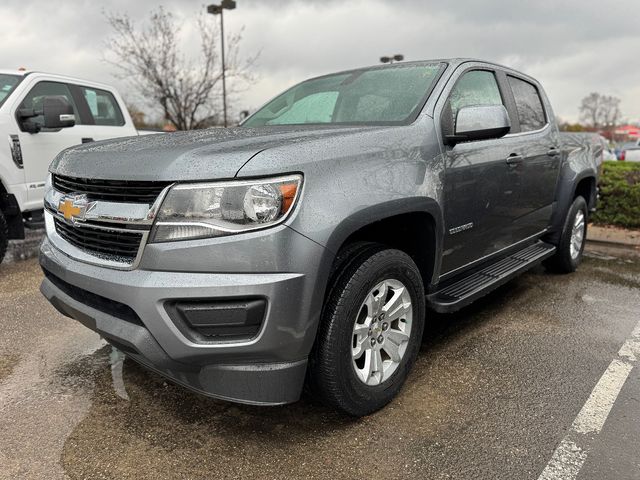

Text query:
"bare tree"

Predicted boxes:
[[104, 7, 258, 130], [579, 92, 621, 130]]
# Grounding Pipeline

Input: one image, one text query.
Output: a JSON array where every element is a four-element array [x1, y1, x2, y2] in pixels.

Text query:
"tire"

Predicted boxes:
[[545, 196, 588, 273], [308, 246, 426, 417], [0, 209, 8, 265]]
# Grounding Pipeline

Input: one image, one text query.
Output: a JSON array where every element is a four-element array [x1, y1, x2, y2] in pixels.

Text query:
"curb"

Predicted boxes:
[[587, 224, 640, 248]]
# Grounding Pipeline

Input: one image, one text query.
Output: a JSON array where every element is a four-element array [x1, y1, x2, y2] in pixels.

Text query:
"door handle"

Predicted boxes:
[[547, 147, 560, 157], [81, 137, 94, 144], [506, 154, 523, 166]]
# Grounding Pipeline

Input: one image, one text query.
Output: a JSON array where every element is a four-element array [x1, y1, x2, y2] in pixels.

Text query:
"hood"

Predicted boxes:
[[50, 125, 378, 181]]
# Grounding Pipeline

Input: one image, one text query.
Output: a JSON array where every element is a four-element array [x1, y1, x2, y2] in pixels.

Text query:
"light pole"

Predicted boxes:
[[380, 54, 404, 64], [207, 0, 236, 128]]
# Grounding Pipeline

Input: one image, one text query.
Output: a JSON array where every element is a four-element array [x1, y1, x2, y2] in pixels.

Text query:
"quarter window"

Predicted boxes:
[[80, 87, 125, 126], [449, 70, 503, 120], [507, 76, 546, 132]]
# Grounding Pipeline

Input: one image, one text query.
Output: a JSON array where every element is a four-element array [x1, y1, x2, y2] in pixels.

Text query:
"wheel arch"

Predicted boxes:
[[546, 171, 597, 245], [320, 197, 444, 293], [0, 179, 25, 240], [573, 175, 597, 210]]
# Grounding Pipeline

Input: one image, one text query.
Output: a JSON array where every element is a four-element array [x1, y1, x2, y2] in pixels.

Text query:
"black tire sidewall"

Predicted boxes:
[[0, 210, 8, 265], [314, 248, 425, 416]]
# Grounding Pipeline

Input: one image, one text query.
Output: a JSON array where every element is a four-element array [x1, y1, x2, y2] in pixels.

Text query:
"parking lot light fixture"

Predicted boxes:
[[380, 54, 405, 64], [207, 0, 237, 128]]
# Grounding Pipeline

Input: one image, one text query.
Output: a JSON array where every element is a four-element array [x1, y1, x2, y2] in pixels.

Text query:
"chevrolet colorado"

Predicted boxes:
[[0, 70, 138, 264], [39, 59, 601, 416]]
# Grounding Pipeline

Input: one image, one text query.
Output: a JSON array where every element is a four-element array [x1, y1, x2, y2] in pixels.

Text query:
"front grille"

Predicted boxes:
[[54, 217, 143, 261], [53, 174, 170, 204]]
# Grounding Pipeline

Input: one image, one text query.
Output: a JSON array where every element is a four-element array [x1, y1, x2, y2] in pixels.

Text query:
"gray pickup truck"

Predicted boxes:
[[39, 59, 601, 416]]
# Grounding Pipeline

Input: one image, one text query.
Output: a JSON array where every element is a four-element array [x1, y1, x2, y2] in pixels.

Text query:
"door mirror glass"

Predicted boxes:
[[41, 96, 76, 129], [448, 105, 511, 144], [17, 81, 78, 133]]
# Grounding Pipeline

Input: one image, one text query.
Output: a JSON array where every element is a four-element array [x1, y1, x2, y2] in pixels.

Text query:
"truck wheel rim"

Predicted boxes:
[[570, 210, 585, 260], [351, 279, 413, 386]]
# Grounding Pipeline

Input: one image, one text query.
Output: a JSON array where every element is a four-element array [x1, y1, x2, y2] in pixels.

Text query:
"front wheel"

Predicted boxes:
[[0, 210, 8, 265], [308, 246, 425, 417], [545, 196, 588, 273]]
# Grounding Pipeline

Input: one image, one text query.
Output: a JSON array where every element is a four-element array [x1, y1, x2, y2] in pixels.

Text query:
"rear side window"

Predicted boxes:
[[18, 81, 79, 130], [507, 76, 546, 132], [449, 70, 503, 119], [80, 86, 125, 126]]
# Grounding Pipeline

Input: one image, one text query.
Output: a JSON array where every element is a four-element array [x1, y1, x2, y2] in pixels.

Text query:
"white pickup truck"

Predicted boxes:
[[0, 70, 138, 264]]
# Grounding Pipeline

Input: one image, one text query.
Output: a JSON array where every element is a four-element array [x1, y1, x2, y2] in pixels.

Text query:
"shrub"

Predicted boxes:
[[591, 161, 640, 229]]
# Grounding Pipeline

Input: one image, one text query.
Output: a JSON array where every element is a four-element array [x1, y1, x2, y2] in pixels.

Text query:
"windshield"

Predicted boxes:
[[0, 74, 22, 108], [243, 63, 444, 127]]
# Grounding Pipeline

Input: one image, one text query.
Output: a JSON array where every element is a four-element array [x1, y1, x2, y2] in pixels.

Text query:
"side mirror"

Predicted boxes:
[[42, 96, 76, 130], [445, 105, 511, 145], [18, 96, 76, 133]]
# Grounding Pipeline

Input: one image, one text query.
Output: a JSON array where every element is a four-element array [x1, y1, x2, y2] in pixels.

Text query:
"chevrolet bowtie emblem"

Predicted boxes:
[[57, 195, 89, 222]]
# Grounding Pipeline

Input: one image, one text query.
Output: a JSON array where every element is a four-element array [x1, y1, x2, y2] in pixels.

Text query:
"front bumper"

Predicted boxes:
[[39, 226, 330, 405]]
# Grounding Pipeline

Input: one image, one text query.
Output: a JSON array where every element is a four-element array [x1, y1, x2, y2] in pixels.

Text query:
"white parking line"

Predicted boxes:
[[538, 320, 640, 480]]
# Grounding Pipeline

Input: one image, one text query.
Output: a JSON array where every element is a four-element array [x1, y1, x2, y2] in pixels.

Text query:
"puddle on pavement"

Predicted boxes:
[[60, 351, 457, 480], [0, 354, 20, 383], [55, 255, 640, 480], [109, 347, 130, 401]]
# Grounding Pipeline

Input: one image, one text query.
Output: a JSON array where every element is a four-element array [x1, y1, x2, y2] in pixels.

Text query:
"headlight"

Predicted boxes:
[[150, 174, 302, 242]]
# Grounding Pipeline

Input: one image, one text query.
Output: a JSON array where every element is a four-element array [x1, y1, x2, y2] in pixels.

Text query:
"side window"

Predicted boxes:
[[80, 87, 125, 126], [507, 76, 546, 132], [18, 81, 78, 130], [449, 70, 503, 120]]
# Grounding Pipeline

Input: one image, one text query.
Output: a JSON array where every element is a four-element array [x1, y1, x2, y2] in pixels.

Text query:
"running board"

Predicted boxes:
[[427, 241, 556, 313]]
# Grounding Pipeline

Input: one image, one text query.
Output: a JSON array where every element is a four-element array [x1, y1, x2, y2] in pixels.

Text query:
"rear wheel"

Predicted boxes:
[[0, 210, 8, 265], [545, 196, 588, 273], [308, 246, 425, 416]]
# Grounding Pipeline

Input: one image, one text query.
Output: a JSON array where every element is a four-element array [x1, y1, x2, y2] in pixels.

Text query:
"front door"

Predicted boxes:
[[439, 69, 521, 274], [14, 81, 96, 204]]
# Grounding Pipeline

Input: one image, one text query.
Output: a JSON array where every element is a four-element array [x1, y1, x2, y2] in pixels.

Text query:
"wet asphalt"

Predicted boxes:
[[0, 245, 639, 480]]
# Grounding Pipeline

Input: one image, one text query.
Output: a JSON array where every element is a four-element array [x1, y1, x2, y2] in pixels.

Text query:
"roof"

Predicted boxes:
[[0, 68, 118, 91], [0, 69, 29, 76], [305, 58, 540, 87]]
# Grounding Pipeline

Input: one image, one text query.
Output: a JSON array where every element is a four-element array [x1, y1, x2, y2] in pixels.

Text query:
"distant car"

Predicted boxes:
[[616, 142, 638, 160], [0, 69, 139, 265], [622, 147, 640, 162], [599, 136, 616, 161]]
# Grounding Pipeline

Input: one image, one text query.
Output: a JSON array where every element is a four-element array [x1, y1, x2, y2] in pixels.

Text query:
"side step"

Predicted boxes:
[[427, 241, 556, 313]]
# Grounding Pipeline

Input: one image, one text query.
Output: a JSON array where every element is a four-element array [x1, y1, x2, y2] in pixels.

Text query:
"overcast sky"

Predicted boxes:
[[1, 0, 638, 123]]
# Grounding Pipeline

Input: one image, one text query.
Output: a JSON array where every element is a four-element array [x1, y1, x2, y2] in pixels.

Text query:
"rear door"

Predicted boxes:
[[502, 74, 560, 239], [72, 84, 131, 142]]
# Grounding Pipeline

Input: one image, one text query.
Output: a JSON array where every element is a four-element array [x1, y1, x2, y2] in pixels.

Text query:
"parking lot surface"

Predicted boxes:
[[1, 246, 639, 479]]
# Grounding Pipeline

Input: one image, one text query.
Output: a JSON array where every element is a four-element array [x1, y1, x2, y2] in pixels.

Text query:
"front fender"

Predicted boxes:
[[317, 196, 444, 281]]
